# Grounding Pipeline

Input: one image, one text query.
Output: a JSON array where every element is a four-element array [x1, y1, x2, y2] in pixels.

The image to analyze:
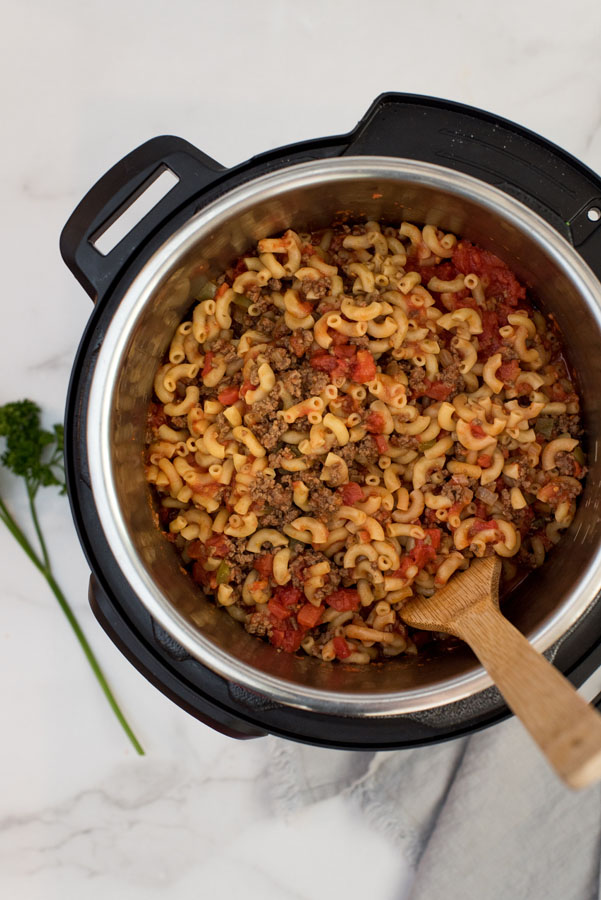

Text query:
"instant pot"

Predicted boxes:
[[60, 93, 601, 747]]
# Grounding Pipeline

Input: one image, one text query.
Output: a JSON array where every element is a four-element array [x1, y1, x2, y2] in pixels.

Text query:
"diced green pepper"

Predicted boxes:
[[232, 294, 252, 309], [216, 561, 231, 584], [535, 417, 554, 439], [573, 445, 585, 465], [197, 282, 217, 301], [420, 439, 437, 450]]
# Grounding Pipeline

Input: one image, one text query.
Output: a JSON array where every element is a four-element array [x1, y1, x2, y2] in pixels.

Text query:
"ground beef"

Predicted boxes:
[[439, 361, 464, 397], [290, 329, 314, 356], [299, 276, 330, 299], [515, 464, 543, 494], [215, 412, 231, 442], [210, 339, 237, 363], [289, 549, 330, 589], [249, 472, 292, 510], [169, 415, 188, 429], [299, 363, 329, 396], [389, 434, 419, 451], [257, 314, 277, 337], [268, 278, 282, 291], [252, 417, 288, 451], [247, 387, 281, 421], [555, 452, 583, 477], [557, 414, 583, 437], [338, 436, 380, 467], [408, 367, 427, 395], [263, 344, 292, 371], [280, 369, 303, 400], [349, 335, 371, 349], [299, 472, 342, 521], [500, 344, 519, 362], [261, 506, 298, 528], [245, 608, 272, 637], [245, 283, 264, 304], [497, 488, 513, 519]]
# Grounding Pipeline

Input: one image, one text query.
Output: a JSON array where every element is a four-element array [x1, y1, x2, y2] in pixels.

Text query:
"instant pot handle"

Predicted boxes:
[[60, 137, 226, 303], [344, 93, 601, 278], [88, 576, 267, 740]]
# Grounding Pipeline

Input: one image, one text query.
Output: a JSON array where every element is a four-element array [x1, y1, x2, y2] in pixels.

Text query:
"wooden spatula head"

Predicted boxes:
[[400, 555, 502, 636]]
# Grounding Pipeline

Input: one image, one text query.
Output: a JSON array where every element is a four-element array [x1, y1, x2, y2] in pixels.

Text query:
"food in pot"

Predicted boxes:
[[144, 221, 586, 662]]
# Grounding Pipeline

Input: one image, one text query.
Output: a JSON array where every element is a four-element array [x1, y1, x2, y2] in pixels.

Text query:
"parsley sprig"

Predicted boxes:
[[0, 400, 143, 754]]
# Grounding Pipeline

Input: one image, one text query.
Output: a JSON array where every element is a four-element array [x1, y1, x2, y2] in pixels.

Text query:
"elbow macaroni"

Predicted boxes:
[[145, 220, 586, 664]]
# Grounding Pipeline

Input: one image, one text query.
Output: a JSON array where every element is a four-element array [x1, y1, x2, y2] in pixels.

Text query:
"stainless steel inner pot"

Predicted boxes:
[[87, 157, 601, 716]]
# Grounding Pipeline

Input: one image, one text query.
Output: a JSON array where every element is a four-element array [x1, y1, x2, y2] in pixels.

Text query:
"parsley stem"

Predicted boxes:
[[26, 481, 50, 571], [0, 493, 144, 756], [43, 568, 145, 756]]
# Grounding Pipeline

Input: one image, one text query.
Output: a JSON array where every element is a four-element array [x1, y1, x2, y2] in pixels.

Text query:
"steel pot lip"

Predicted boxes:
[[86, 155, 601, 716]]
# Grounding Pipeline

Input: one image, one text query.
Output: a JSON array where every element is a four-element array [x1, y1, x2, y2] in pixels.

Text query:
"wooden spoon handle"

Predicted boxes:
[[456, 604, 601, 789]]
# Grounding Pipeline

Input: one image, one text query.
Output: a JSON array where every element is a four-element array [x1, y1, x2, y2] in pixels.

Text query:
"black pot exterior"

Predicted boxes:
[[62, 93, 601, 746]]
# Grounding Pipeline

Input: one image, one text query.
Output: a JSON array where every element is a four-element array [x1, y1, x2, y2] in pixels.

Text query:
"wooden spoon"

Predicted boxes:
[[400, 556, 601, 789]]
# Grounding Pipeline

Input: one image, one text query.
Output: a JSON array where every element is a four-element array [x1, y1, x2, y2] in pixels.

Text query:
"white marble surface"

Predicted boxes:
[[2, 1, 601, 897]]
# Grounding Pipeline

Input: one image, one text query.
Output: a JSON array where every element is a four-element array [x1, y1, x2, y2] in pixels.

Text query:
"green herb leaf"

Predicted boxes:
[[0, 399, 143, 755]]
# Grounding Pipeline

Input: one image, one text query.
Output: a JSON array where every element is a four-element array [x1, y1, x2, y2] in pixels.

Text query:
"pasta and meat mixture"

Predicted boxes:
[[145, 221, 586, 663]]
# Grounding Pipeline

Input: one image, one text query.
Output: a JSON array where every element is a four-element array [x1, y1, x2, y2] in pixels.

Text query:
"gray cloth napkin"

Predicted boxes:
[[268, 717, 601, 899]]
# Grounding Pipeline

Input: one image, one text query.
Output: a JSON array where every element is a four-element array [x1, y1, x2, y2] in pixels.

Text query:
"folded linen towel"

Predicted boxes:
[[269, 716, 601, 900]]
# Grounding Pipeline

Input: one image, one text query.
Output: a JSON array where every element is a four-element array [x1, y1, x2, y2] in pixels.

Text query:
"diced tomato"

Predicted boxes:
[[423, 527, 442, 550], [477, 454, 492, 468], [474, 502, 489, 519], [414, 261, 458, 284], [453, 241, 526, 307], [201, 351, 215, 378], [239, 380, 254, 398], [186, 540, 206, 560], [273, 585, 303, 607], [470, 422, 486, 438], [498, 359, 520, 383], [374, 435, 388, 454], [332, 636, 352, 659], [218, 385, 240, 405], [310, 351, 348, 378], [297, 603, 324, 629], [424, 380, 453, 401], [448, 501, 463, 519], [270, 627, 304, 653], [324, 589, 361, 611], [332, 344, 357, 359], [412, 378, 453, 402], [254, 553, 274, 578], [339, 482, 365, 505], [350, 349, 377, 383], [396, 556, 417, 578], [477, 309, 502, 360], [205, 533, 231, 557], [366, 411, 386, 434], [268, 598, 293, 621], [468, 518, 499, 537], [412, 545, 436, 570], [395, 528, 442, 576], [329, 328, 350, 346], [191, 561, 214, 588]]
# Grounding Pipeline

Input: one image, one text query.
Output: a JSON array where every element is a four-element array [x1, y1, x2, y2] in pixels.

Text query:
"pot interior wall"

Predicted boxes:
[[110, 170, 601, 698]]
